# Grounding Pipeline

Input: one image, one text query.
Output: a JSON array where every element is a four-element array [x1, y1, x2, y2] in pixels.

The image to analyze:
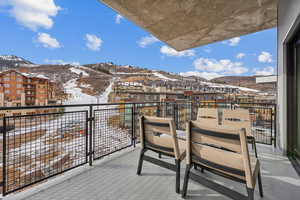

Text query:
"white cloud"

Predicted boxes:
[[37, 32, 61, 48], [138, 35, 159, 48], [160, 45, 195, 57], [85, 34, 102, 51], [258, 51, 272, 63], [193, 58, 248, 75], [223, 37, 240, 46], [180, 71, 221, 80], [236, 53, 246, 59], [228, 37, 240, 46], [44, 59, 80, 66], [204, 47, 212, 53], [115, 14, 123, 24], [253, 66, 275, 76], [1, 0, 61, 31]]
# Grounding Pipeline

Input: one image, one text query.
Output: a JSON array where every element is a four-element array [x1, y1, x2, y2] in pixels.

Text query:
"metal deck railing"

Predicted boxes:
[[0, 101, 276, 196]]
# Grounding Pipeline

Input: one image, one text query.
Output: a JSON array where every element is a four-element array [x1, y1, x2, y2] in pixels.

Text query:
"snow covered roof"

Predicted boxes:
[[0, 69, 49, 80]]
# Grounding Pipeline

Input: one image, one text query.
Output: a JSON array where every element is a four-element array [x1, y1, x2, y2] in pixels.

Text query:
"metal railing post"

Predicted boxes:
[[89, 105, 93, 166], [2, 117, 7, 196], [156, 102, 161, 117], [273, 105, 277, 148], [189, 101, 193, 120], [132, 103, 136, 148], [173, 103, 179, 129], [85, 111, 89, 165]]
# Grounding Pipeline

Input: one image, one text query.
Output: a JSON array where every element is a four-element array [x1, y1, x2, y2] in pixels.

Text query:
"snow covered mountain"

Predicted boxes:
[[0, 55, 34, 71], [0, 55, 276, 103]]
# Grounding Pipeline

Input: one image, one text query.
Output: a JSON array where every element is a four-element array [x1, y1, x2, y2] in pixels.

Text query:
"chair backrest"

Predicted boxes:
[[197, 108, 219, 126], [139, 116, 180, 159], [186, 121, 254, 187], [222, 109, 251, 136]]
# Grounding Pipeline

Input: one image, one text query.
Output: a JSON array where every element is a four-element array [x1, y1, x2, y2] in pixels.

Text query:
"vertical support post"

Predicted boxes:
[[2, 117, 7, 196], [164, 102, 168, 117], [273, 105, 277, 148], [270, 107, 273, 146], [156, 102, 161, 117], [132, 103, 136, 148], [85, 111, 89, 164], [89, 105, 93, 166], [173, 103, 178, 129]]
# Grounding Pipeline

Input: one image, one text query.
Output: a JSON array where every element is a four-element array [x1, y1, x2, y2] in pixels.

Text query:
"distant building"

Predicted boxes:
[[0, 69, 55, 107]]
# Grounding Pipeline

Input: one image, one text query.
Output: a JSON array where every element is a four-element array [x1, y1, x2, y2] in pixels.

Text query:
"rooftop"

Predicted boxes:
[[7, 145, 300, 200]]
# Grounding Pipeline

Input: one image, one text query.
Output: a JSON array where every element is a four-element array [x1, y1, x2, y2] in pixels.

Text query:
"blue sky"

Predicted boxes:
[[0, 0, 277, 79]]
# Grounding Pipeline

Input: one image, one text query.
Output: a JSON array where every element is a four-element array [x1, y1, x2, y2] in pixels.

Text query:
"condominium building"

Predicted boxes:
[[0, 69, 54, 107]]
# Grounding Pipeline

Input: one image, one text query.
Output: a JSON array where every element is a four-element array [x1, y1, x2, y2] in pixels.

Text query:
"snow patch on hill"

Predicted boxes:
[[64, 79, 96, 105], [63, 79, 114, 107], [69, 66, 89, 77], [201, 81, 259, 92], [153, 71, 177, 81]]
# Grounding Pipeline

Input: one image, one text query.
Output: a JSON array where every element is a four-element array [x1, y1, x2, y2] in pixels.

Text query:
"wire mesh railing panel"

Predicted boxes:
[[248, 107, 274, 145], [93, 107, 133, 160], [2, 111, 88, 195]]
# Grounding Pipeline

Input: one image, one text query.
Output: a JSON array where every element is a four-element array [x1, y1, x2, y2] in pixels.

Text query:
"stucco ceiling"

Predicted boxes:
[[99, 0, 277, 51]]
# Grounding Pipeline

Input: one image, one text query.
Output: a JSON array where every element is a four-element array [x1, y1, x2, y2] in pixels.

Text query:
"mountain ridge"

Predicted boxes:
[[0, 55, 275, 93]]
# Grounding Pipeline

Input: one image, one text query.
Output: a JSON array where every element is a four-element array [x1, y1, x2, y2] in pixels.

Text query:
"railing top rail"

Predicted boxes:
[[0, 101, 164, 111], [0, 101, 276, 111]]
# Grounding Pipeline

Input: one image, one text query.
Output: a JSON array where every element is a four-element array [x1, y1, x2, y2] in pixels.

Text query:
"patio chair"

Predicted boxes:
[[222, 108, 258, 157], [196, 107, 219, 172], [137, 116, 186, 193], [197, 108, 219, 126], [182, 121, 263, 200]]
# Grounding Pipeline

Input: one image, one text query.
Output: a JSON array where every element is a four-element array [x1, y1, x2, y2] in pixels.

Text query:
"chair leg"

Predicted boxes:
[[175, 159, 181, 193], [182, 164, 191, 198], [258, 170, 264, 197], [201, 168, 205, 173], [253, 140, 258, 158], [137, 149, 146, 175], [194, 165, 197, 170], [246, 187, 254, 200], [158, 153, 162, 159]]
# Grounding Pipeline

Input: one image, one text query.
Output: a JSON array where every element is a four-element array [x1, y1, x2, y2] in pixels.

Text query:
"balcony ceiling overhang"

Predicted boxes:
[[99, 0, 277, 51]]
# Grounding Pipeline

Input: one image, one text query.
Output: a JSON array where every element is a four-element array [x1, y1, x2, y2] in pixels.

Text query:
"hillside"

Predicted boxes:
[[0, 55, 34, 71], [0, 55, 276, 104], [29, 64, 112, 103], [211, 76, 275, 92]]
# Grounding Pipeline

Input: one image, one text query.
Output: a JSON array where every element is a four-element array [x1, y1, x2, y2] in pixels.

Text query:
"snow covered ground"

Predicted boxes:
[[69, 66, 89, 77], [152, 71, 177, 81], [63, 78, 114, 111], [200, 81, 259, 92]]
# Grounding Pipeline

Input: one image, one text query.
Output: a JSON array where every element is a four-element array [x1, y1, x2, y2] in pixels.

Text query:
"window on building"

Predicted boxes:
[[17, 90, 22, 94], [17, 84, 22, 88], [4, 77, 10, 81], [4, 83, 9, 88], [17, 78, 22, 82]]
